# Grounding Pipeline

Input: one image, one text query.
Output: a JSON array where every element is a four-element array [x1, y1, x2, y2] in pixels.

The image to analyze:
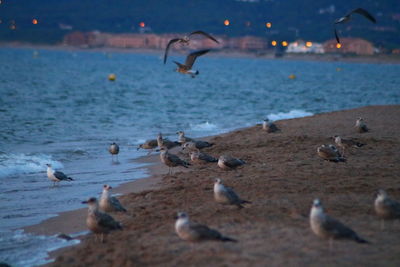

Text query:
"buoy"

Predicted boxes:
[[289, 74, 296, 79], [108, 74, 116, 81]]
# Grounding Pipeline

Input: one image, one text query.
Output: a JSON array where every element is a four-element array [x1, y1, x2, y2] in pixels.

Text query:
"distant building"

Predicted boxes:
[[323, 38, 374, 55], [287, 40, 324, 54]]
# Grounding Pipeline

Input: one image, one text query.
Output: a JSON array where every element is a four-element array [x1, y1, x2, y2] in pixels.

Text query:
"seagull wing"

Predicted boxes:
[[184, 49, 210, 68], [350, 8, 376, 23], [164, 38, 182, 64], [110, 196, 127, 212], [199, 152, 218, 162], [385, 198, 400, 217], [224, 186, 241, 203], [190, 222, 223, 240], [334, 28, 340, 44], [98, 212, 122, 230], [322, 215, 367, 242], [168, 153, 189, 168], [53, 171, 71, 181], [189, 30, 219, 43]]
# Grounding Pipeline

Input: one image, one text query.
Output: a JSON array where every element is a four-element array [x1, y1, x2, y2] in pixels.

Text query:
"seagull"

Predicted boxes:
[[82, 197, 122, 243], [157, 133, 181, 150], [214, 178, 251, 208], [262, 118, 280, 133], [333, 135, 365, 156], [109, 142, 120, 160], [317, 144, 346, 162], [182, 140, 214, 151], [189, 150, 218, 164], [310, 199, 368, 248], [218, 155, 245, 170], [374, 189, 400, 229], [159, 147, 190, 175], [137, 139, 158, 155], [163, 31, 219, 64], [99, 185, 127, 213], [355, 118, 369, 133], [46, 164, 74, 186], [334, 8, 376, 44], [174, 49, 210, 78], [175, 212, 237, 242], [176, 131, 195, 144]]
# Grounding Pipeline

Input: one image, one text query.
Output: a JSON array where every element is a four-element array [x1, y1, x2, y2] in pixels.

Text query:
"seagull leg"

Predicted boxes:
[[101, 233, 104, 243], [381, 219, 385, 230]]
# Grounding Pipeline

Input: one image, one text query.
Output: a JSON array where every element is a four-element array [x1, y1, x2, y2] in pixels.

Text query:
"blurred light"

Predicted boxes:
[[266, 22, 272, 28], [32, 19, 38, 25], [139, 22, 145, 28], [306, 41, 312, 47], [10, 24, 16, 30], [281, 41, 288, 47], [224, 19, 230, 26], [336, 43, 342, 49], [271, 40, 277, 46], [245, 21, 251, 27]]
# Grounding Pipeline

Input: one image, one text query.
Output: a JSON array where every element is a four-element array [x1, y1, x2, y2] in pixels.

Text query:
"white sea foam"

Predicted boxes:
[[267, 110, 313, 121], [190, 121, 218, 131], [0, 153, 63, 178]]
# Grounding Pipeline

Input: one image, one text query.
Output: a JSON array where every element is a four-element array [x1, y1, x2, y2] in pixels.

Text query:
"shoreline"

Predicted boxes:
[[45, 105, 400, 266], [2, 42, 400, 64]]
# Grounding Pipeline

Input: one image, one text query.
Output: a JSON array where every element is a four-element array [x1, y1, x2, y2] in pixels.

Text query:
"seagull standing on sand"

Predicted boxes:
[[137, 139, 158, 155], [159, 147, 190, 175], [176, 131, 195, 144], [190, 150, 218, 164], [82, 197, 122, 243], [355, 118, 369, 133], [46, 164, 74, 186], [317, 144, 346, 162], [334, 8, 376, 44], [333, 135, 365, 156], [109, 142, 120, 160], [174, 49, 210, 78], [310, 199, 368, 248], [182, 140, 214, 151], [163, 31, 219, 64], [157, 133, 181, 150], [262, 118, 279, 133], [218, 155, 245, 170], [99, 185, 127, 213], [214, 178, 251, 208], [374, 189, 400, 229], [175, 212, 237, 242]]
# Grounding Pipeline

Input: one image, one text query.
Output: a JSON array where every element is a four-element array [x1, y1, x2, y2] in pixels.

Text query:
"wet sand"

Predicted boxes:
[[48, 105, 400, 266]]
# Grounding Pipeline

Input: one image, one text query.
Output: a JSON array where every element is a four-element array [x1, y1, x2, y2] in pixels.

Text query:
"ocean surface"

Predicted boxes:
[[0, 47, 399, 266]]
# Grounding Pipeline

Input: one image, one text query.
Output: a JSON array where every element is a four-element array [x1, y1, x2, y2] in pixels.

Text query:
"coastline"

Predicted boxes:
[[45, 105, 400, 266], [2, 42, 400, 64]]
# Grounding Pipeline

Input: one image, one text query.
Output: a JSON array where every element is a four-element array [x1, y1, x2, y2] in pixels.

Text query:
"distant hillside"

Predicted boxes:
[[0, 0, 399, 49]]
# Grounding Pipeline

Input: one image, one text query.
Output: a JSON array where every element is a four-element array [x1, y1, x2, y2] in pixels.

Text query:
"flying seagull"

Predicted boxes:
[[355, 118, 369, 133], [176, 131, 195, 144], [374, 189, 400, 229], [109, 142, 120, 160], [174, 49, 210, 78], [333, 135, 365, 156], [262, 118, 280, 133], [310, 199, 368, 248], [82, 197, 122, 243], [189, 150, 218, 164], [157, 133, 181, 150], [175, 212, 237, 242], [99, 184, 127, 213], [218, 155, 246, 170], [317, 144, 346, 162], [214, 178, 251, 208], [159, 147, 190, 175], [334, 8, 376, 44], [46, 164, 74, 186], [163, 30, 219, 64], [137, 139, 158, 155]]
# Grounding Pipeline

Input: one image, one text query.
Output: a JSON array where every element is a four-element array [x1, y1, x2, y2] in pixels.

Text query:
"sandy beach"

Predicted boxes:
[[40, 105, 400, 266]]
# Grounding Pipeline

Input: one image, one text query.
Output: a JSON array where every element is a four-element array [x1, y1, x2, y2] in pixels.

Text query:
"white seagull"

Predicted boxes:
[[46, 164, 74, 186], [99, 184, 127, 213], [374, 189, 400, 229], [214, 178, 251, 208]]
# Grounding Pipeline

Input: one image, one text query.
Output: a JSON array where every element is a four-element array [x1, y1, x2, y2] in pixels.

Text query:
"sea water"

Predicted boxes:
[[0, 47, 399, 266]]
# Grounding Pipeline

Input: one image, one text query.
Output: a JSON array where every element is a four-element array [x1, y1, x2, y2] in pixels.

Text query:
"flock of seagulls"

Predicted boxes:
[[41, 6, 397, 252]]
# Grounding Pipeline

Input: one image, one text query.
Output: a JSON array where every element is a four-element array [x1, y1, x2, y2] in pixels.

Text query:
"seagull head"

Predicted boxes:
[[82, 197, 98, 205], [376, 189, 388, 199], [263, 118, 270, 122], [176, 211, 188, 220], [312, 198, 322, 208], [45, 164, 52, 168], [215, 178, 222, 184], [103, 184, 112, 191], [176, 131, 184, 135], [357, 117, 364, 121]]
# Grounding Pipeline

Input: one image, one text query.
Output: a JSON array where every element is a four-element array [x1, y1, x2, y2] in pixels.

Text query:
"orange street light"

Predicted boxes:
[[271, 40, 277, 46], [306, 41, 312, 47], [32, 19, 38, 25], [282, 41, 288, 47], [139, 22, 145, 28], [266, 22, 272, 28], [336, 43, 342, 49], [224, 19, 230, 26]]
